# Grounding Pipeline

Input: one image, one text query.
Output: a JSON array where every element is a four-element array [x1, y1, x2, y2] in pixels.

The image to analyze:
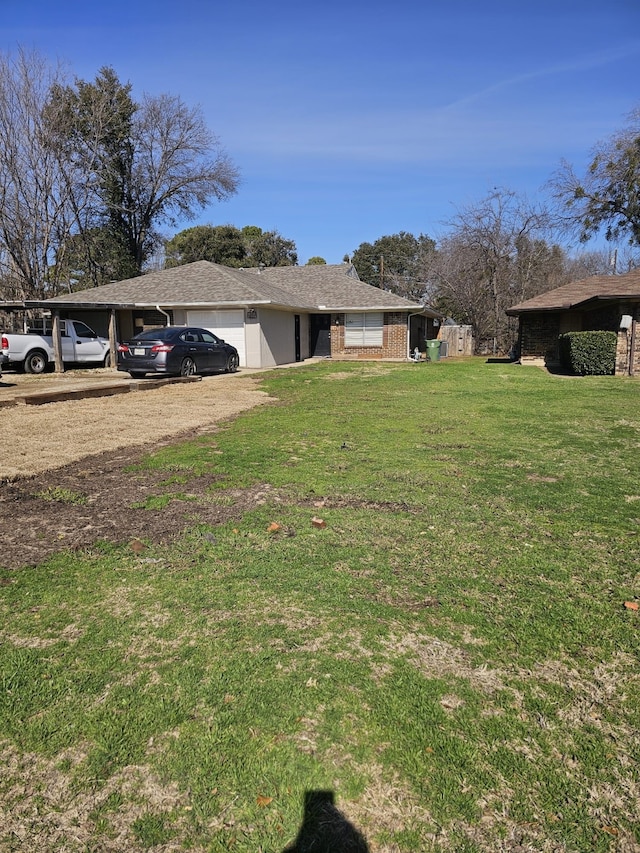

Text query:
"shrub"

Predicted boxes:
[[559, 330, 617, 375]]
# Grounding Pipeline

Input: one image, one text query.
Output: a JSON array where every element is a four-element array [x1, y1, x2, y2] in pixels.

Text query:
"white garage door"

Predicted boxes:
[[186, 310, 246, 366]]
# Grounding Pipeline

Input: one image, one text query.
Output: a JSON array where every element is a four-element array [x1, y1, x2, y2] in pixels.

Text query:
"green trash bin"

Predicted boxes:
[[425, 339, 441, 362]]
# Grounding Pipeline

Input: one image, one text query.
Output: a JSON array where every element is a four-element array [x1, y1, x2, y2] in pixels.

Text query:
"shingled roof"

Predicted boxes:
[[40, 261, 431, 313], [506, 270, 640, 315]]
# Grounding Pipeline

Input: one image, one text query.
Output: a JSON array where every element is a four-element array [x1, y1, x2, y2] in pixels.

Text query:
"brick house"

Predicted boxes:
[[506, 270, 640, 376], [33, 261, 441, 369]]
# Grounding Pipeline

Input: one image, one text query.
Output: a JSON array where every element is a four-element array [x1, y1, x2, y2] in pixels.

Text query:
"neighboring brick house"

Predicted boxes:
[[30, 262, 441, 369], [506, 270, 640, 376]]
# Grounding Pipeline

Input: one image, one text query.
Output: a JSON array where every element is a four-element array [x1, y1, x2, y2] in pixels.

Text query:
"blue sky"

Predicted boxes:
[[3, 0, 640, 263]]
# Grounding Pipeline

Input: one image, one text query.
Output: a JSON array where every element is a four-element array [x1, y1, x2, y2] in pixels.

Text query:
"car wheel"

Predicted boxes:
[[103, 352, 111, 368], [180, 357, 196, 377], [225, 353, 239, 373], [24, 350, 48, 374], [129, 371, 146, 379]]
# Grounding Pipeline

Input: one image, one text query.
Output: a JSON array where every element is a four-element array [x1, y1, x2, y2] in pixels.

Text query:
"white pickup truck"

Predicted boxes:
[[1, 319, 111, 374]]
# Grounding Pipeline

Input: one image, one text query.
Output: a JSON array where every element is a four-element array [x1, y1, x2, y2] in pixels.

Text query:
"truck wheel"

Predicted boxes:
[[24, 350, 48, 374]]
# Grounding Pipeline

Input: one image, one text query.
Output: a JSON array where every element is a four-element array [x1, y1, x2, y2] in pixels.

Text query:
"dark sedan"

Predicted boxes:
[[117, 326, 239, 378]]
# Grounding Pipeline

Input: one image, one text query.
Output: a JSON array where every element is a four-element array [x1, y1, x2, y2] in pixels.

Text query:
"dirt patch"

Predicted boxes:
[[0, 369, 271, 480], [0, 369, 275, 570], [0, 740, 194, 852]]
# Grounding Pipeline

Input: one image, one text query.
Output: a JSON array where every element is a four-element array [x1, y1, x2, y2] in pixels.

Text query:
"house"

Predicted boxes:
[[506, 270, 640, 376], [35, 261, 441, 368]]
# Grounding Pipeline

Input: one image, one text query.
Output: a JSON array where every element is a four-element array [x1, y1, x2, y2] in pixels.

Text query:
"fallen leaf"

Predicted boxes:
[[256, 795, 273, 807], [601, 826, 619, 836], [306, 677, 318, 688], [311, 516, 326, 529], [129, 538, 146, 553], [624, 601, 639, 611], [267, 522, 281, 533]]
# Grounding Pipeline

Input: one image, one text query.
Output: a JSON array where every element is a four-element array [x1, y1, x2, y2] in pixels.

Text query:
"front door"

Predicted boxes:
[[310, 314, 331, 357], [294, 315, 301, 362]]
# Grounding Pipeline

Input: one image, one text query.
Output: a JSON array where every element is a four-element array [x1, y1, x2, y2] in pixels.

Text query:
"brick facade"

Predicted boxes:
[[519, 304, 640, 375], [615, 307, 640, 376], [330, 312, 408, 360], [519, 314, 561, 363]]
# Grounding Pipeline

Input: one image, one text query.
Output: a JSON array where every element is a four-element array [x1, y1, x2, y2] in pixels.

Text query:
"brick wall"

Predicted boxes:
[[331, 312, 408, 359], [520, 305, 640, 375], [615, 308, 640, 375], [519, 313, 561, 362]]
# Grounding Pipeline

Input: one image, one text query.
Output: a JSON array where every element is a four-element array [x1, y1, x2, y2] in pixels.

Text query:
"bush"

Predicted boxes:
[[559, 331, 617, 375]]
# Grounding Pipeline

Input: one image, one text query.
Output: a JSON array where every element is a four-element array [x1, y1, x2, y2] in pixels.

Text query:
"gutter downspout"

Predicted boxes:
[[156, 305, 172, 326]]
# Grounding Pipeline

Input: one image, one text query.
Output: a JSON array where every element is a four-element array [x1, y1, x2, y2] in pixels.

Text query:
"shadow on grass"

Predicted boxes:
[[485, 357, 580, 376], [283, 790, 370, 853], [544, 362, 583, 376]]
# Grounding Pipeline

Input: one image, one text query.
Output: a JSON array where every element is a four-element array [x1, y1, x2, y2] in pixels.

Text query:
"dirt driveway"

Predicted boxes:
[[0, 366, 272, 480], [0, 367, 276, 570]]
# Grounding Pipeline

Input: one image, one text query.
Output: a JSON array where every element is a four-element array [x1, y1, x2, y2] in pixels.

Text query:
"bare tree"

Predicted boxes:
[[124, 92, 240, 272], [432, 189, 554, 353], [0, 49, 74, 299], [48, 69, 241, 282], [432, 235, 495, 344], [0, 54, 241, 298]]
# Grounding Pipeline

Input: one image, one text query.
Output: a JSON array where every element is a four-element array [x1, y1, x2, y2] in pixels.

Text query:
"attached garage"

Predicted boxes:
[[36, 261, 441, 371], [186, 309, 246, 366]]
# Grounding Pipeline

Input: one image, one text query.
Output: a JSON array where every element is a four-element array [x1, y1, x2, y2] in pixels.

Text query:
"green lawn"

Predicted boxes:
[[1, 358, 639, 852]]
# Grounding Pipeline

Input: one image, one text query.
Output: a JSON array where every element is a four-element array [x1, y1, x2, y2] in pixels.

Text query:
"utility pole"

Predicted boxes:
[[610, 248, 618, 274]]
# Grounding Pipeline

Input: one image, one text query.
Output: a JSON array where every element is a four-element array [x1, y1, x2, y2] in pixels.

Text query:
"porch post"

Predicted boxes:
[[51, 311, 64, 373], [108, 309, 118, 368]]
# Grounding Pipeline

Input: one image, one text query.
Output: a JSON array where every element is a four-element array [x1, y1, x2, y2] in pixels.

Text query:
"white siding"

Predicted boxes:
[[258, 308, 296, 366]]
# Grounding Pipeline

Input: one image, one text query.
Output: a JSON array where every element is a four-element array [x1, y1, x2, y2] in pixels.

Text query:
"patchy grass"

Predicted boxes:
[[1, 358, 639, 852], [34, 485, 88, 505]]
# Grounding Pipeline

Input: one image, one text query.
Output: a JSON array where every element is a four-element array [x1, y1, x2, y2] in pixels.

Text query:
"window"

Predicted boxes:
[[72, 321, 97, 339], [344, 312, 383, 346]]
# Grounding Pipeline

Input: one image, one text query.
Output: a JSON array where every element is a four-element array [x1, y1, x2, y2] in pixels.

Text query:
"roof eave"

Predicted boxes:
[[327, 304, 427, 312]]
